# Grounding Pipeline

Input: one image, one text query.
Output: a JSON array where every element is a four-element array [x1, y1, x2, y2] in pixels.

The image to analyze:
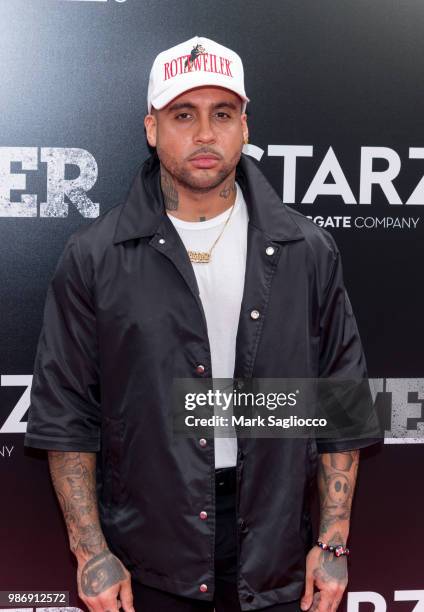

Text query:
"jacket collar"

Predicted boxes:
[[113, 151, 304, 244]]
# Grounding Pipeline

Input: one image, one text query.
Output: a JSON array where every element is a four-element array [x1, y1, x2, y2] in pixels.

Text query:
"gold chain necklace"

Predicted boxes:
[[187, 200, 236, 264]]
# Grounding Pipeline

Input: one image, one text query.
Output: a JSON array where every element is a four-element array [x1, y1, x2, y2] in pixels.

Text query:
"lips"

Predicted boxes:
[[189, 154, 220, 169]]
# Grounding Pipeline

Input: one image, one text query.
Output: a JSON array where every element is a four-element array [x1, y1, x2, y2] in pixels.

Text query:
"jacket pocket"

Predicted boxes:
[[102, 416, 125, 508]]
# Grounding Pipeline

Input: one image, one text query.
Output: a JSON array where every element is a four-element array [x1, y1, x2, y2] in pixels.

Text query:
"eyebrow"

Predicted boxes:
[[166, 101, 239, 113]]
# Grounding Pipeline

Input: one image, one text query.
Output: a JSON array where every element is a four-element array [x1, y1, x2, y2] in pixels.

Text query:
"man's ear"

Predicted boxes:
[[241, 113, 249, 145], [144, 113, 157, 148]]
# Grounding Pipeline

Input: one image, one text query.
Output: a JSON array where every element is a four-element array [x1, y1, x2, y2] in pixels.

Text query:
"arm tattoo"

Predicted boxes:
[[49, 451, 129, 598], [219, 180, 236, 199], [160, 166, 179, 210], [317, 449, 359, 539], [48, 451, 108, 560]]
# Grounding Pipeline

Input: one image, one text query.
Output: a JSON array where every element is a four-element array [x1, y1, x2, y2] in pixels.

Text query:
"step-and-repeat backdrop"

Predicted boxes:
[[1, 1, 423, 610]]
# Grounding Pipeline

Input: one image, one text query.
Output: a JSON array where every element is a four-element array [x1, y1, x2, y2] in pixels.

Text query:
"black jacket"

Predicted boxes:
[[24, 152, 376, 610]]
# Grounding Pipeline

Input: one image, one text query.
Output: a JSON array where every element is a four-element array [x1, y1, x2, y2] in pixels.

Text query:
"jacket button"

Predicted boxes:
[[158, 238, 166, 245], [199, 510, 208, 520], [250, 309, 260, 320], [199, 438, 207, 447], [265, 246, 275, 256], [196, 364, 205, 374], [199, 584, 208, 593]]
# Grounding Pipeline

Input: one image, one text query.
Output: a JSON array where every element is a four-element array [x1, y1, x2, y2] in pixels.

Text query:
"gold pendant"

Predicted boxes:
[[188, 250, 210, 263]]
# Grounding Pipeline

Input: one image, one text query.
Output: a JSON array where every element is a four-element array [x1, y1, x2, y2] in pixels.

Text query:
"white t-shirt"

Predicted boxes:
[[167, 182, 249, 468]]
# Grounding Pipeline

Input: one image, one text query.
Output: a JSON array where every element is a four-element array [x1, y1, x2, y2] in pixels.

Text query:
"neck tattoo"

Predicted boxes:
[[159, 165, 237, 221], [160, 167, 179, 211], [219, 181, 236, 199]]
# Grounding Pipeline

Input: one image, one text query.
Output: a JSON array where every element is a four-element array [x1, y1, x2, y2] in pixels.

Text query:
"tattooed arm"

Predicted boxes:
[[317, 450, 359, 544], [48, 451, 134, 612], [300, 450, 360, 612]]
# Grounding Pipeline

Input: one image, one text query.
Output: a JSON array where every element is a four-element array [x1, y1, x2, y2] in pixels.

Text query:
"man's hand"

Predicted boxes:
[[77, 549, 135, 612], [300, 545, 347, 612]]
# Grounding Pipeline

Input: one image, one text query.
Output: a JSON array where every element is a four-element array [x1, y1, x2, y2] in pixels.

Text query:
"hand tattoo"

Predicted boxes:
[[313, 539, 348, 586], [80, 549, 126, 597]]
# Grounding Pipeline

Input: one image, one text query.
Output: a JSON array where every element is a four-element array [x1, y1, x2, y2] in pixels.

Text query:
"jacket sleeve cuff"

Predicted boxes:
[[24, 432, 100, 452], [316, 437, 383, 454]]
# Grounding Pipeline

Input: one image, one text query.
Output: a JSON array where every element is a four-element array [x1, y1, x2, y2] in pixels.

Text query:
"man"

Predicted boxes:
[[24, 36, 378, 612]]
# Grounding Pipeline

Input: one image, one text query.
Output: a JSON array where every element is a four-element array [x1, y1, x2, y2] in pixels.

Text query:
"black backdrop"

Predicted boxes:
[[1, 1, 423, 610]]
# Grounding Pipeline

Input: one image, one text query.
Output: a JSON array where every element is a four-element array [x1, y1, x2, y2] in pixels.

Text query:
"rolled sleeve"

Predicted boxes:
[[24, 234, 101, 452], [316, 235, 382, 454]]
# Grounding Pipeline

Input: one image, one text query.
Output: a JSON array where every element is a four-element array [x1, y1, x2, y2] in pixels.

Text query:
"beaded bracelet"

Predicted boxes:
[[316, 540, 350, 557]]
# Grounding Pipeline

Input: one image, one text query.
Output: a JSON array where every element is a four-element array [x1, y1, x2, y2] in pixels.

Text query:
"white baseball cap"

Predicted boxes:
[[147, 35, 250, 114]]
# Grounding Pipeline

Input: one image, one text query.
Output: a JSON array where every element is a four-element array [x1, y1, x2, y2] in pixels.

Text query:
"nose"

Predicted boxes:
[[194, 114, 216, 144]]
